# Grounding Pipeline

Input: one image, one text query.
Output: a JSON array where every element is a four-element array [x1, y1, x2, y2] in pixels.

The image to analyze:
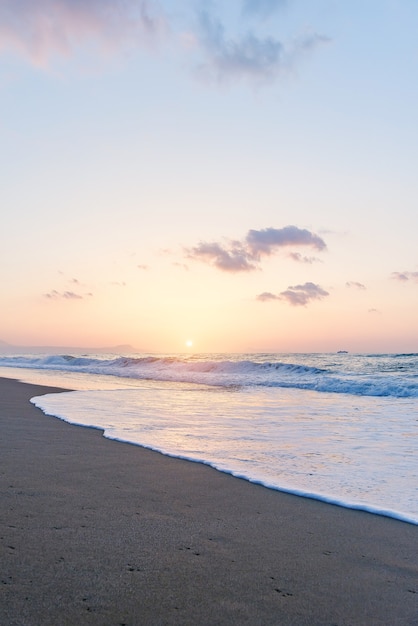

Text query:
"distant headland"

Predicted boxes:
[[0, 340, 138, 355]]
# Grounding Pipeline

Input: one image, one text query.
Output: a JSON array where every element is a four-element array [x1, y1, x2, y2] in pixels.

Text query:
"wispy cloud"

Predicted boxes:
[[43, 289, 88, 300], [256, 291, 279, 302], [288, 252, 321, 264], [186, 225, 327, 273], [391, 271, 418, 282], [242, 0, 287, 18], [137, 264, 149, 270], [346, 281, 366, 290], [195, 8, 329, 85], [197, 10, 282, 83], [0, 0, 165, 66], [172, 262, 189, 271], [0, 0, 329, 89]]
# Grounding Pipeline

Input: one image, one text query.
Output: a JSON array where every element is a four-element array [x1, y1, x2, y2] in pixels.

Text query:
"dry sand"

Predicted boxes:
[[1, 376, 417, 625]]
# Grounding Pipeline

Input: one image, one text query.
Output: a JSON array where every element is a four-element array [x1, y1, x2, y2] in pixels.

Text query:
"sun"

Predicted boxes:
[[185, 340, 193, 348]]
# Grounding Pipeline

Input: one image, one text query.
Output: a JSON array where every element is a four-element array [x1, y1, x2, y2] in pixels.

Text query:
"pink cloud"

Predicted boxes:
[[43, 289, 86, 300], [391, 271, 418, 283], [279, 282, 329, 306], [186, 225, 326, 273], [256, 291, 279, 301], [346, 281, 366, 290], [247, 226, 326, 256], [288, 252, 321, 264], [186, 241, 257, 273], [256, 282, 329, 306], [0, 0, 165, 66]]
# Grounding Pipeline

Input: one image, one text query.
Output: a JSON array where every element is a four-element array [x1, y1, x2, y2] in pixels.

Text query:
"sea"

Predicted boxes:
[[0, 352, 417, 525]]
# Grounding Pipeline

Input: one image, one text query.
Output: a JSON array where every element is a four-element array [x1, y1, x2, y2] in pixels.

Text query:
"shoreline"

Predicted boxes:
[[1, 376, 417, 625], [31, 392, 418, 528]]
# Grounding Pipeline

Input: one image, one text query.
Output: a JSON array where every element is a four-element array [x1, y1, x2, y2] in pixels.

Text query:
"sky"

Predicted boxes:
[[1, 0, 418, 354]]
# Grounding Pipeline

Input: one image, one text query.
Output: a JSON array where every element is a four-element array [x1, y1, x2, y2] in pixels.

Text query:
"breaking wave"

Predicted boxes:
[[0, 352, 417, 398]]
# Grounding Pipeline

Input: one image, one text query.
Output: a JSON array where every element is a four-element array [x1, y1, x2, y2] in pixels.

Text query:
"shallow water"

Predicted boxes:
[[2, 353, 417, 525]]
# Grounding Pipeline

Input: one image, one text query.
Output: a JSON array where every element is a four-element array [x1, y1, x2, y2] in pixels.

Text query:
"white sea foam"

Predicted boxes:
[[30, 379, 418, 525]]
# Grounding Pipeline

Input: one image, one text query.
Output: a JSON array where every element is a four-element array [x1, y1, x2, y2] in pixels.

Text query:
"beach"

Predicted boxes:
[[1, 377, 417, 625]]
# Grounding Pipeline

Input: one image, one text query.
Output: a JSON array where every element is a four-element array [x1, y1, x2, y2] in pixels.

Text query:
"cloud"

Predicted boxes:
[[172, 262, 189, 271], [0, 0, 165, 66], [196, 9, 328, 84], [256, 291, 279, 301], [256, 282, 329, 306], [186, 225, 326, 273], [0, 0, 329, 89], [44, 289, 86, 300], [196, 10, 283, 83], [246, 226, 327, 257], [288, 252, 320, 264], [346, 281, 366, 290], [242, 0, 287, 18], [137, 264, 149, 270], [279, 282, 329, 306], [186, 241, 257, 273], [391, 271, 418, 282]]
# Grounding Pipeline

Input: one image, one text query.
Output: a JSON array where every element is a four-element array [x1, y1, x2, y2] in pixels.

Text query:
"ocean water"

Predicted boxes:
[[0, 352, 417, 524]]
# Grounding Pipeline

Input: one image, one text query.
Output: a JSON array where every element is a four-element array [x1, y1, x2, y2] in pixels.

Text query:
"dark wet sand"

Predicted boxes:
[[1, 377, 417, 625]]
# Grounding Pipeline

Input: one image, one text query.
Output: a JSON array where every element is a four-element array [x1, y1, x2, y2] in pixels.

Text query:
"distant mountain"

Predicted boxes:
[[0, 341, 139, 355]]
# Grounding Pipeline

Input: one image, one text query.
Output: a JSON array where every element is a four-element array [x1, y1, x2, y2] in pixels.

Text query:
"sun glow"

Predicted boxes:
[[185, 340, 193, 348]]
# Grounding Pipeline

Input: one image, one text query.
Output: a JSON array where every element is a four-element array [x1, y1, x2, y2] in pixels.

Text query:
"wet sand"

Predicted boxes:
[[1, 376, 417, 625]]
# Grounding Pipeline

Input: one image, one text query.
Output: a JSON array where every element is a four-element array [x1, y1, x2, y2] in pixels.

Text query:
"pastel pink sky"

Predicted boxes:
[[1, 0, 417, 353]]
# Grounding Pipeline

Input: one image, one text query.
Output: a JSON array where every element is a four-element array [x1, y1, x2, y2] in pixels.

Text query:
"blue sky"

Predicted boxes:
[[1, 0, 417, 352]]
